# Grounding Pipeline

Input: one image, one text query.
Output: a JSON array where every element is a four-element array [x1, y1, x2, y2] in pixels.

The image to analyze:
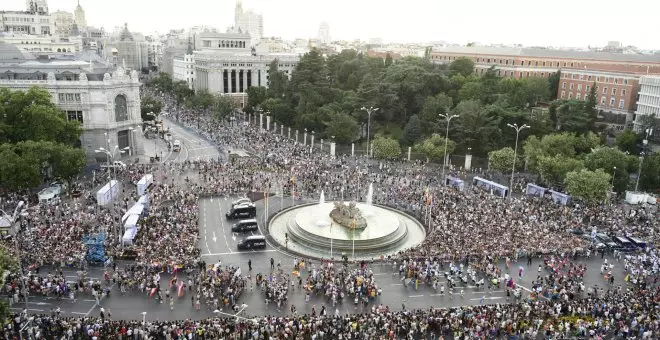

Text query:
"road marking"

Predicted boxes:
[[479, 290, 504, 294], [29, 302, 51, 306], [372, 273, 387, 276], [212, 231, 217, 243], [408, 295, 424, 298], [70, 312, 87, 315], [11, 308, 44, 312], [390, 283, 404, 286], [429, 293, 444, 296], [469, 297, 503, 301], [201, 250, 277, 256], [83, 299, 97, 302]]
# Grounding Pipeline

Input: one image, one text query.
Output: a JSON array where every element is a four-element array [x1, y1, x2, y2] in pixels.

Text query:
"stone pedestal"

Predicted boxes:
[[465, 154, 472, 171], [330, 142, 336, 159]]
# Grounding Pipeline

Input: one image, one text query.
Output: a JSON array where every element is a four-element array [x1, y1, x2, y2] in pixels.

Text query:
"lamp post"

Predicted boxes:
[[438, 112, 459, 184], [361, 106, 378, 163], [507, 123, 530, 192], [635, 153, 645, 192]]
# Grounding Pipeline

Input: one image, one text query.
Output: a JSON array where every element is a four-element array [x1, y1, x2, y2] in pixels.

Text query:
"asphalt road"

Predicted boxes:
[[161, 117, 223, 163]]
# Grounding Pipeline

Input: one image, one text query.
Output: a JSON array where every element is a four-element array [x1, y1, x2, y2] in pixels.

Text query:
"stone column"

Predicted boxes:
[[280, 124, 284, 135], [311, 132, 315, 150], [266, 116, 271, 131], [259, 113, 263, 131], [219, 69, 225, 93], [288, 127, 291, 139], [330, 139, 336, 159], [242, 69, 248, 92], [273, 122, 277, 133], [465, 154, 473, 171], [295, 130, 299, 144], [303, 130, 307, 146], [320, 139, 324, 152], [228, 69, 234, 93], [408, 147, 412, 161], [351, 143, 355, 157]]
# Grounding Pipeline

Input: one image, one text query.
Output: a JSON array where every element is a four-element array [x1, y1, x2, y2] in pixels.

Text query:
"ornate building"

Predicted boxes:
[[73, 0, 86, 29], [0, 43, 143, 163], [1, 0, 53, 35], [104, 24, 148, 71], [234, 0, 263, 46]]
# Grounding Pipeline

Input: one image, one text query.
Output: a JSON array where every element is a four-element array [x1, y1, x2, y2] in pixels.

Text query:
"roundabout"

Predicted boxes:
[[268, 197, 426, 259]]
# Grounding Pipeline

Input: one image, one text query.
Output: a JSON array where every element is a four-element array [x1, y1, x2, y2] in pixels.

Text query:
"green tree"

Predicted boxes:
[[0, 246, 17, 323], [149, 72, 174, 92], [372, 136, 401, 159], [548, 71, 561, 100], [267, 59, 289, 99], [565, 169, 612, 204], [452, 100, 501, 155], [52, 145, 87, 191], [414, 133, 456, 162], [0, 142, 42, 190], [140, 95, 163, 121], [537, 154, 584, 188], [584, 147, 632, 194], [419, 93, 452, 135], [211, 95, 234, 122], [247, 86, 268, 112], [488, 147, 516, 173], [449, 57, 475, 77], [639, 153, 660, 192], [324, 112, 360, 144], [384, 53, 393, 67], [400, 115, 422, 146], [616, 129, 638, 155], [585, 82, 598, 133]]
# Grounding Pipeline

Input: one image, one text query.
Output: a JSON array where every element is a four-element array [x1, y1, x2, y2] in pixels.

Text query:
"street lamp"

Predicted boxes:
[[438, 111, 459, 184], [635, 152, 645, 192], [507, 123, 530, 192], [361, 106, 378, 161]]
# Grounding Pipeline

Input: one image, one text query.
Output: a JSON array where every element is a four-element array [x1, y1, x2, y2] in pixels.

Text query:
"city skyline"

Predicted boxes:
[[3, 0, 660, 49]]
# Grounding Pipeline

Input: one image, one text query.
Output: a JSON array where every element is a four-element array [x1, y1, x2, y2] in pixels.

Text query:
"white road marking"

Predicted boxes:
[[469, 297, 503, 301], [11, 308, 44, 312], [70, 312, 87, 315], [212, 231, 217, 243], [408, 295, 424, 298], [390, 283, 404, 286], [200, 250, 277, 256]]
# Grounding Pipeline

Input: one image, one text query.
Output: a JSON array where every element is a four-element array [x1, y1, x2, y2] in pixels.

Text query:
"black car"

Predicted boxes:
[[237, 235, 267, 250], [231, 219, 259, 232], [226, 204, 256, 220]]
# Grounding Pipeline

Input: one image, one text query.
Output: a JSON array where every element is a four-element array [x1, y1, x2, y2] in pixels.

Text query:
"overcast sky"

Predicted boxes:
[[6, 0, 660, 49]]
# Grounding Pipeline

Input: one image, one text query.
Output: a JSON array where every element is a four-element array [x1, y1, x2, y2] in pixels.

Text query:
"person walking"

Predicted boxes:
[[248, 259, 252, 271]]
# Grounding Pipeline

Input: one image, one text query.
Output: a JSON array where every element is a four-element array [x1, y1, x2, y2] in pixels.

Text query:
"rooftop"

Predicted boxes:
[[433, 46, 660, 64]]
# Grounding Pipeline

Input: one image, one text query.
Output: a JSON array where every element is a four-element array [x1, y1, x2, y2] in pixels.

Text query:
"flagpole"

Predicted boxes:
[[330, 221, 333, 260], [264, 188, 269, 226], [280, 178, 284, 211]]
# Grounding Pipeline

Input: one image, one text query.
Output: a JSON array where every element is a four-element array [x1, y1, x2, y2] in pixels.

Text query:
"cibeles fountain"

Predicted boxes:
[[268, 183, 426, 259]]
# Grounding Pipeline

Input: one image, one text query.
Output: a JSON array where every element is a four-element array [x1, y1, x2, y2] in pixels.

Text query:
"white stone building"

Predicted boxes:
[[0, 32, 82, 53], [1, 0, 53, 35], [73, 0, 86, 29], [0, 43, 143, 163], [634, 76, 660, 131], [318, 22, 330, 45], [192, 31, 299, 101], [173, 50, 195, 89], [234, 0, 263, 46], [52, 10, 73, 36]]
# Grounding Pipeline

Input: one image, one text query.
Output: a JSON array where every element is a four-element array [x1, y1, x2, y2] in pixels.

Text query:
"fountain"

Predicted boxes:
[[366, 183, 374, 205], [319, 190, 325, 204]]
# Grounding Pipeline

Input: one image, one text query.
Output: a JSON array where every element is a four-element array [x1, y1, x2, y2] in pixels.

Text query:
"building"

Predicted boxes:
[[173, 42, 194, 89], [234, 0, 263, 46], [1, 0, 53, 35], [104, 24, 148, 71], [0, 32, 82, 53], [73, 0, 86, 29], [634, 76, 660, 131], [160, 29, 188, 74], [431, 46, 660, 126], [52, 10, 73, 36], [192, 30, 299, 103], [318, 22, 330, 45], [0, 42, 144, 162], [146, 37, 162, 71]]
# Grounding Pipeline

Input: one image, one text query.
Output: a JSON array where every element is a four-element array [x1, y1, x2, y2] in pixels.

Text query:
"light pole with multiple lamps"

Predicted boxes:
[[507, 123, 530, 192], [438, 112, 459, 184], [361, 106, 378, 161]]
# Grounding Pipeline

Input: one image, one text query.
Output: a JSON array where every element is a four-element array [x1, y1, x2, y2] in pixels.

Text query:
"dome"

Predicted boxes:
[[119, 23, 134, 42], [0, 43, 32, 60]]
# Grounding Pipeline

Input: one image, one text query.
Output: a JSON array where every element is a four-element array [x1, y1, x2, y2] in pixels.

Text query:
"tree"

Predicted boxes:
[[537, 154, 584, 188], [449, 57, 475, 77], [211, 95, 234, 122], [172, 80, 194, 106], [372, 136, 401, 159], [0, 246, 16, 323], [584, 147, 632, 194], [140, 95, 163, 121], [452, 100, 501, 155], [548, 71, 561, 100], [149, 72, 173, 93], [414, 134, 456, 162], [565, 169, 612, 204], [639, 153, 660, 192], [585, 82, 598, 133], [268, 59, 289, 99], [324, 112, 360, 144], [616, 129, 638, 155], [247, 86, 268, 112], [419, 93, 452, 135], [400, 115, 422, 146], [488, 147, 515, 173], [52, 145, 87, 191], [0, 142, 42, 190], [384, 53, 393, 67]]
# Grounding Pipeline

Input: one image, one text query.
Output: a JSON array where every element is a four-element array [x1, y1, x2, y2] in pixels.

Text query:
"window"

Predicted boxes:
[[561, 91, 565, 98], [576, 93, 581, 100], [568, 92, 573, 99], [58, 92, 81, 102], [569, 83, 574, 90], [618, 99, 625, 109], [580, 74, 584, 80], [622, 89, 626, 96], [612, 88, 617, 96], [603, 87, 608, 95], [601, 96, 606, 105], [610, 97, 615, 106], [114, 95, 128, 122], [66, 110, 83, 123], [203, 40, 211, 47], [562, 82, 566, 89], [586, 85, 590, 92], [577, 84, 582, 91], [588, 75, 592, 81], [624, 79, 628, 85]]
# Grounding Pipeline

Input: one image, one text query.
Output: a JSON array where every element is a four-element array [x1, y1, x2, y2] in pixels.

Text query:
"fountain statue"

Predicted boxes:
[[366, 183, 374, 205], [319, 190, 325, 204], [329, 201, 367, 230]]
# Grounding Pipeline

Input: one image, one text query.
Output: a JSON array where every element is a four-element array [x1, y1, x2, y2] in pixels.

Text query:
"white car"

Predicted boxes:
[[232, 198, 252, 207]]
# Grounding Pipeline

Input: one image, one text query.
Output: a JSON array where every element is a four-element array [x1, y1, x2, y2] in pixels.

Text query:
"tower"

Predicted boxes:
[[74, 0, 87, 29], [235, 0, 243, 28]]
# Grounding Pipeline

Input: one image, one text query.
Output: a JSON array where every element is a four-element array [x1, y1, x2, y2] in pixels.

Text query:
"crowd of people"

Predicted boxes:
[[1, 87, 658, 338]]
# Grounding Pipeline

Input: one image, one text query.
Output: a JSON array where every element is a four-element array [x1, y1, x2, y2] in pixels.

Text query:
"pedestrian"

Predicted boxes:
[[248, 259, 252, 271], [270, 258, 274, 270]]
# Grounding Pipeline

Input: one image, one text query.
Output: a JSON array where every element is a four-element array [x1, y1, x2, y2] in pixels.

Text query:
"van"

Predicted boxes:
[[614, 236, 634, 252], [231, 219, 258, 233], [226, 204, 256, 220], [237, 235, 266, 250], [232, 198, 252, 207], [172, 140, 181, 152], [628, 237, 648, 250]]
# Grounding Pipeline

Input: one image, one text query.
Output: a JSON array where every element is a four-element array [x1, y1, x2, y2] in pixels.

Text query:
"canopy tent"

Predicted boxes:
[[445, 176, 465, 191], [549, 190, 571, 205], [137, 174, 153, 196], [124, 214, 140, 231], [137, 195, 150, 210], [96, 180, 118, 206], [122, 227, 137, 245]]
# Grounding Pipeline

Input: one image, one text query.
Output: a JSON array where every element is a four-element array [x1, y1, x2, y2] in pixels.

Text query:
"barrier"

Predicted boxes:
[[526, 183, 546, 197], [445, 176, 465, 191], [124, 214, 140, 231], [472, 177, 509, 198]]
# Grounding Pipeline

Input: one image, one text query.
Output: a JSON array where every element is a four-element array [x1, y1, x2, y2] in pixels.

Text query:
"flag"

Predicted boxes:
[[426, 194, 432, 206], [178, 282, 184, 297]]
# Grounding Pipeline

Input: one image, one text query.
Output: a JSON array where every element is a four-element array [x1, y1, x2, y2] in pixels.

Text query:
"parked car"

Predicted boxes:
[[237, 235, 267, 250]]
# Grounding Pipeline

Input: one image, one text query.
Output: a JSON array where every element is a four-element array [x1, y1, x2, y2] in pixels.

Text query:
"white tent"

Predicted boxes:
[[96, 180, 118, 206], [137, 195, 150, 210], [137, 174, 153, 196], [124, 214, 140, 231], [122, 203, 144, 224], [122, 227, 137, 245]]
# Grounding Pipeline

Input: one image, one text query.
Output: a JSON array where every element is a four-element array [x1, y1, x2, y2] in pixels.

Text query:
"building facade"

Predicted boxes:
[[431, 46, 660, 126], [635, 76, 660, 131], [73, 0, 86, 29], [104, 24, 148, 71], [234, 0, 263, 46], [318, 22, 330, 45], [52, 10, 73, 36], [173, 53, 195, 89], [0, 32, 82, 53], [0, 43, 143, 163]]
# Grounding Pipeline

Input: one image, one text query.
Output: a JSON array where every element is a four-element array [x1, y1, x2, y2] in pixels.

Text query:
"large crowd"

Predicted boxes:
[[1, 88, 658, 339]]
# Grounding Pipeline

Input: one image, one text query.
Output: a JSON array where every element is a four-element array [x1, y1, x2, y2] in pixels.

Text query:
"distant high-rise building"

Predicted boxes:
[[74, 0, 86, 29], [53, 10, 74, 36], [318, 22, 330, 45], [234, 0, 263, 46], [26, 0, 49, 14]]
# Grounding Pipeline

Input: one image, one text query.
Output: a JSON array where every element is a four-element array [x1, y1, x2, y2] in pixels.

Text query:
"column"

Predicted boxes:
[[330, 141, 336, 159], [266, 116, 271, 131], [243, 69, 248, 92], [251, 69, 258, 87], [259, 113, 263, 131], [465, 154, 473, 171], [311, 133, 315, 149], [219, 69, 225, 93], [295, 130, 299, 144], [303, 130, 307, 146], [228, 69, 233, 93], [320, 139, 324, 152], [280, 125, 284, 135], [273, 122, 277, 133], [408, 147, 412, 161], [288, 127, 291, 139], [351, 143, 354, 157]]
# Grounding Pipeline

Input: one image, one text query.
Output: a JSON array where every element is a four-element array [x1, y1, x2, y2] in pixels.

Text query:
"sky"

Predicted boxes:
[[5, 0, 660, 49]]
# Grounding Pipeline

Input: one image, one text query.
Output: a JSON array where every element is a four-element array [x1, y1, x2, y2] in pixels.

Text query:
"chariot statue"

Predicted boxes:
[[329, 201, 367, 230]]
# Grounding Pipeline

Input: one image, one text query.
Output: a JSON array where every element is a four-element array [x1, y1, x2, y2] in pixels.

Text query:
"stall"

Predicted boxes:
[[445, 176, 465, 191], [96, 180, 119, 206], [472, 177, 509, 198], [549, 190, 571, 205], [526, 183, 546, 197], [124, 214, 140, 231], [122, 227, 137, 246], [122, 203, 145, 224], [137, 195, 150, 210], [137, 174, 154, 196]]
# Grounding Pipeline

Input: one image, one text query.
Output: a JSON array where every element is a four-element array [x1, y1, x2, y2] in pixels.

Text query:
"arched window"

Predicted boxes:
[[114, 95, 128, 122], [57, 48, 61, 52]]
